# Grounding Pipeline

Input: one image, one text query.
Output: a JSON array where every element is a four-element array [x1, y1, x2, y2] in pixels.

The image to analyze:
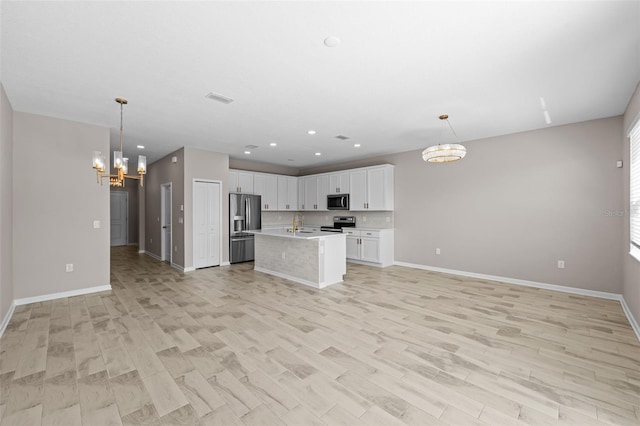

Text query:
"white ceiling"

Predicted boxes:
[[2, 1, 639, 167]]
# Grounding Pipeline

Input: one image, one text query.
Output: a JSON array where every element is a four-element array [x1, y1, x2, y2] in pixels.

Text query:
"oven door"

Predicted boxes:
[[327, 194, 349, 210]]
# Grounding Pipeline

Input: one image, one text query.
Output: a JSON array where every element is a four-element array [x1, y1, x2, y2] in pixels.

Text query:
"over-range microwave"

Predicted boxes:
[[327, 194, 349, 210]]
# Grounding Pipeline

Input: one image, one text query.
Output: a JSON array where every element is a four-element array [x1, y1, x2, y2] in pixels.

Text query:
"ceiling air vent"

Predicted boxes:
[[335, 135, 350, 140], [245, 145, 259, 149], [205, 91, 234, 104]]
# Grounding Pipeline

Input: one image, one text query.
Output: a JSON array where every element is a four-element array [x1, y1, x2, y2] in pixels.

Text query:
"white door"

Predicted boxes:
[[316, 174, 329, 211], [194, 180, 221, 268], [366, 167, 386, 210], [161, 183, 172, 263], [349, 170, 367, 211], [346, 235, 360, 260], [360, 237, 380, 263], [110, 191, 128, 246]]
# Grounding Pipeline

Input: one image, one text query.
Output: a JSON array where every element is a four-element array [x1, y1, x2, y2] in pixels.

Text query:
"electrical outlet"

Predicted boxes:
[[65, 264, 73, 272], [557, 260, 565, 269], [436, 248, 441, 255]]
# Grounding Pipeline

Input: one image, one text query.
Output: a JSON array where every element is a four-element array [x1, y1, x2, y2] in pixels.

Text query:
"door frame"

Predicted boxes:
[[192, 178, 223, 269], [161, 182, 172, 263], [110, 190, 128, 246]]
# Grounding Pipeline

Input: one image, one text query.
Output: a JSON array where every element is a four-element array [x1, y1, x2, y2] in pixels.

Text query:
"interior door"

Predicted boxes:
[[161, 183, 172, 262], [194, 180, 221, 268], [110, 191, 127, 246]]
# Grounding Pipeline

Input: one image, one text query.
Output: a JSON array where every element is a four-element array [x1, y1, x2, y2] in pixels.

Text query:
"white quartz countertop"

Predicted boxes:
[[250, 229, 346, 240]]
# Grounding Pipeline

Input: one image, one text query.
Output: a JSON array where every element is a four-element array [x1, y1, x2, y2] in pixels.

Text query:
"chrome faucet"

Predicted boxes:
[[292, 212, 304, 233]]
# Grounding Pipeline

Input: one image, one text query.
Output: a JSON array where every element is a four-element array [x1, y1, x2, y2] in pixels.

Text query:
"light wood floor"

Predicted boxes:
[[1, 246, 639, 426]]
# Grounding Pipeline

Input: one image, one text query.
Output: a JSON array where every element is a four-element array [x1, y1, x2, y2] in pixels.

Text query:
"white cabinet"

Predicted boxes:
[[229, 170, 254, 194], [300, 175, 329, 211], [329, 172, 350, 195], [343, 228, 394, 267], [349, 165, 394, 211], [253, 173, 278, 211], [277, 176, 298, 211]]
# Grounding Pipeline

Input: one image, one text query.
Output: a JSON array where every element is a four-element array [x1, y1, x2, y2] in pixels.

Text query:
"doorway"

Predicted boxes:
[[161, 183, 172, 263], [110, 191, 128, 246], [193, 180, 221, 268]]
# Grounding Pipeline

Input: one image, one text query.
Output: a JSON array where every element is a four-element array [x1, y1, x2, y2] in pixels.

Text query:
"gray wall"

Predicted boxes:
[[184, 147, 230, 267], [623, 82, 640, 324], [1, 84, 14, 322], [145, 148, 185, 266], [13, 112, 110, 299], [229, 158, 299, 176], [302, 117, 625, 294], [111, 184, 139, 245]]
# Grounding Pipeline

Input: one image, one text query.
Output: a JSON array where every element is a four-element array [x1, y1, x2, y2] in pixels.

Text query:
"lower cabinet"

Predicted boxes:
[[344, 229, 394, 267]]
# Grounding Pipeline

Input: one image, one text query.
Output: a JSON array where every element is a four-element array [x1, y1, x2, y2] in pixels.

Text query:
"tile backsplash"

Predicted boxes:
[[261, 211, 393, 229]]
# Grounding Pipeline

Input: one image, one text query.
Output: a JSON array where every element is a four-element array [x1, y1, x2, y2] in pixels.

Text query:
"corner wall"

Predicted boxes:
[[1, 84, 14, 324], [184, 147, 230, 267], [13, 112, 110, 299], [623, 82, 640, 327], [145, 148, 185, 266]]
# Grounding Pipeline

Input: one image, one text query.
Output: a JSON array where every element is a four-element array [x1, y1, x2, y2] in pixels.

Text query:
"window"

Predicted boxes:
[[631, 119, 640, 260]]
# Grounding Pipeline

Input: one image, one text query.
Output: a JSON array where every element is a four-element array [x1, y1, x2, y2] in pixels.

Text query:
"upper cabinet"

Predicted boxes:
[[229, 164, 394, 211], [229, 169, 254, 194], [328, 172, 350, 195], [253, 173, 278, 211], [349, 165, 394, 211], [277, 176, 298, 211], [300, 175, 329, 211]]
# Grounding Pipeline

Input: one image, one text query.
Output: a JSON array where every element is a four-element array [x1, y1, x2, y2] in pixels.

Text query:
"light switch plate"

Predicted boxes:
[[93, 220, 100, 229]]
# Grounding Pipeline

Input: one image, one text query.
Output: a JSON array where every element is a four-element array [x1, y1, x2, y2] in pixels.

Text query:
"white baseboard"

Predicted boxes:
[[394, 261, 640, 343], [0, 301, 16, 338], [394, 261, 621, 300], [183, 266, 196, 272], [620, 296, 640, 342], [144, 251, 162, 261], [221, 261, 231, 267], [138, 250, 145, 254], [13, 284, 112, 306]]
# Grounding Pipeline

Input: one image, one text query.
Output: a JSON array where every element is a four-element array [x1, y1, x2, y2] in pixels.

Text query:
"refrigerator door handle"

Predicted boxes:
[[246, 197, 250, 228]]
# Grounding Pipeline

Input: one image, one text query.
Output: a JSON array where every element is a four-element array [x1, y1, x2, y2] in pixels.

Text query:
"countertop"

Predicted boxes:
[[250, 229, 346, 240]]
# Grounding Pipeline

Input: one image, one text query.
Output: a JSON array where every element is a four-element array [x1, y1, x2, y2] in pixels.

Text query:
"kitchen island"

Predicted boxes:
[[250, 229, 346, 288]]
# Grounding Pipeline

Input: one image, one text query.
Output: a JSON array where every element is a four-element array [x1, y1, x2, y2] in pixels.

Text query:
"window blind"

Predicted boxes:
[[631, 120, 640, 250]]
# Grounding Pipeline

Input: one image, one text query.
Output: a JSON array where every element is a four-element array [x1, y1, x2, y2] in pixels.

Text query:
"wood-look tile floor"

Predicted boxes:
[[1, 246, 639, 425]]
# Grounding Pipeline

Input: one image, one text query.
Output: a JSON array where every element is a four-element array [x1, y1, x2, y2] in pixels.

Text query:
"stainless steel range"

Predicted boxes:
[[321, 216, 356, 233]]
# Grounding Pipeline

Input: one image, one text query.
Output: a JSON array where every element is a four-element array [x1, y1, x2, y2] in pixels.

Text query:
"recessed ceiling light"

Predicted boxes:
[[354, 144, 361, 148], [136, 145, 144, 149], [270, 142, 277, 147], [315, 152, 321, 156], [308, 130, 316, 135], [244, 151, 251, 155], [324, 36, 341, 47]]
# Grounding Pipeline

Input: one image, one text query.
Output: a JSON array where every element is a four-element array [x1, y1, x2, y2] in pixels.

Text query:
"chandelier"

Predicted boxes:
[[422, 114, 467, 163], [92, 98, 146, 187]]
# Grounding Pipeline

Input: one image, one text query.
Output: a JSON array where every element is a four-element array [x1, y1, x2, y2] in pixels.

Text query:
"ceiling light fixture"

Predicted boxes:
[[136, 145, 144, 149], [354, 144, 361, 148], [244, 151, 251, 155], [422, 114, 467, 163], [270, 142, 277, 147], [92, 98, 146, 187], [315, 152, 321, 156], [308, 130, 316, 135]]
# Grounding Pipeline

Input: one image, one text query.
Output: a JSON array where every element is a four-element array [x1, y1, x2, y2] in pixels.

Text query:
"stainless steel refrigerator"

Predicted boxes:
[[229, 193, 262, 263]]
